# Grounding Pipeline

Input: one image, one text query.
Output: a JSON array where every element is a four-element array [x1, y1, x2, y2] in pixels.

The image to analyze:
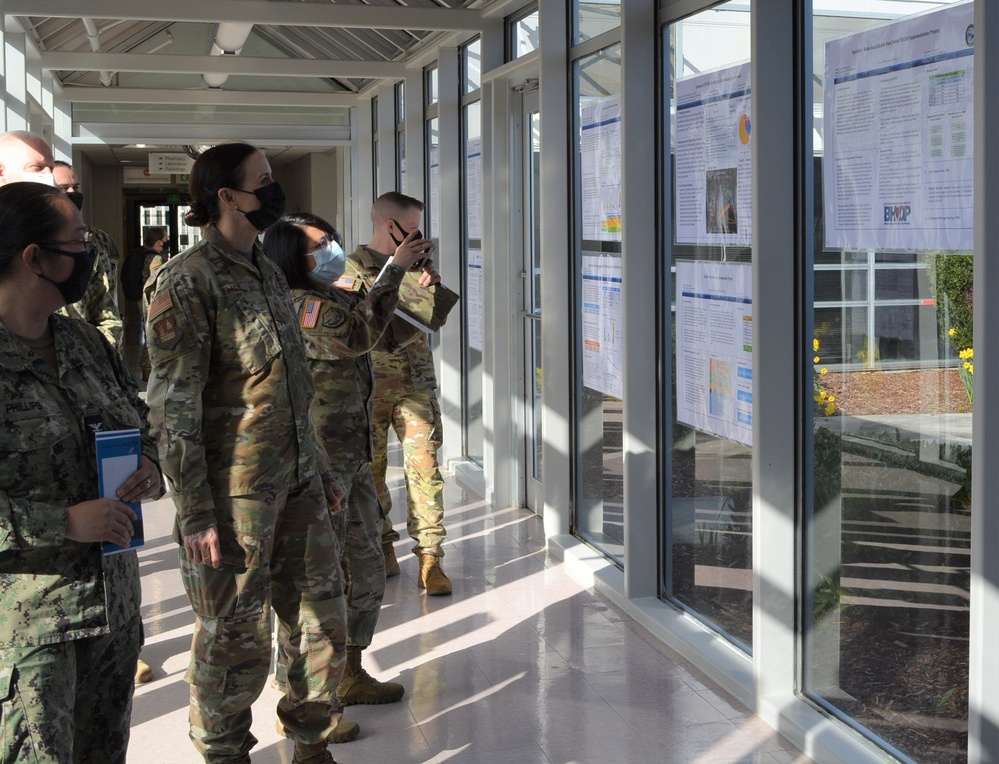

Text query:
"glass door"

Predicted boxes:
[[520, 88, 543, 512]]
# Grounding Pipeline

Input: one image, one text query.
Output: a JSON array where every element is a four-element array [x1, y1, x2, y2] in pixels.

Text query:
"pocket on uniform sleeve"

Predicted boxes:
[[232, 301, 281, 374], [184, 657, 227, 694]]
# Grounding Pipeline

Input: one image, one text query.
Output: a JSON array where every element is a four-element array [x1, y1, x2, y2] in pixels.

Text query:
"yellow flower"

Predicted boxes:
[[813, 338, 820, 352], [819, 391, 828, 400], [825, 403, 836, 416], [963, 361, 971, 371], [828, 396, 836, 403], [814, 355, 820, 364], [968, 363, 974, 375], [948, 327, 956, 336], [820, 368, 828, 376]]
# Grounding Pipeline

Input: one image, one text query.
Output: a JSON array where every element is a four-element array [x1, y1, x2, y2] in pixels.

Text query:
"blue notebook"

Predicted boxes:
[[95, 429, 145, 555]]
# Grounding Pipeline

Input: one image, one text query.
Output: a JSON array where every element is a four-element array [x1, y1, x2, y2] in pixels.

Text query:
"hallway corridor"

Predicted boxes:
[[127, 453, 813, 764]]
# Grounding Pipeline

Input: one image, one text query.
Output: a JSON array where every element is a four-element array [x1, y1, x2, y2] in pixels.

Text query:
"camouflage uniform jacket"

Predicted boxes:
[[57, 244, 124, 352], [343, 246, 437, 392], [0, 315, 158, 648], [144, 225, 333, 538], [294, 261, 405, 464]]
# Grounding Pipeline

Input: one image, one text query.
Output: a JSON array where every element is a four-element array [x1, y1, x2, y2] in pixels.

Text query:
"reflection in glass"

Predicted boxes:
[[512, 10, 540, 60], [426, 67, 438, 105], [574, 44, 623, 561], [667, 2, 753, 651], [807, 3, 970, 761], [575, 2, 620, 44], [463, 39, 481, 94]]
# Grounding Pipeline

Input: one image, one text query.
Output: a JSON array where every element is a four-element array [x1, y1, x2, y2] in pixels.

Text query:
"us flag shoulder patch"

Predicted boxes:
[[147, 291, 173, 320], [334, 276, 355, 289], [301, 299, 322, 329]]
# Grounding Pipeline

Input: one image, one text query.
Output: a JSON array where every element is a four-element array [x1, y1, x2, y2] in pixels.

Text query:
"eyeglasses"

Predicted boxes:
[[36, 237, 94, 259], [306, 235, 335, 253]]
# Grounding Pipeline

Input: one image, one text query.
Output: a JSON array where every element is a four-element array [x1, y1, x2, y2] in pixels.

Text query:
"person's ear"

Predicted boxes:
[[218, 187, 237, 209], [21, 243, 43, 275]]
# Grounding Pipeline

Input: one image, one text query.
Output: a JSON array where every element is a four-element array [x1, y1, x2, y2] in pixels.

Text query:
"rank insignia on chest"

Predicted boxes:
[[301, 299, 322, 329], [152, 315, 181, 349]]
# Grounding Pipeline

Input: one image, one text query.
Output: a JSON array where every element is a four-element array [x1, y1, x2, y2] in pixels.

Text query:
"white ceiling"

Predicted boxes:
[[8, 0, 499, 166]]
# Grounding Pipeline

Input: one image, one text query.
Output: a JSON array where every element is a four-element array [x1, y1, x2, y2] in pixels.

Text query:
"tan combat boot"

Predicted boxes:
[[383, 540, 401, 578], [335, 646, 405, 706], [418, 553, 452, 596], [135, 658, 153, 684]]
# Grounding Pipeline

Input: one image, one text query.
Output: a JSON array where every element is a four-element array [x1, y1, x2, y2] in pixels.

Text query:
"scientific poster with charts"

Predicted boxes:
[[466, 248, 483, 351], [466, 137, 483, 240], [581, 255, 623, 399], [428, 146, 440, 239], [580, 95, 622, 241], [675, 261, 753, 448], [674, 62, 752, 247], [823, 2, 974, 251]]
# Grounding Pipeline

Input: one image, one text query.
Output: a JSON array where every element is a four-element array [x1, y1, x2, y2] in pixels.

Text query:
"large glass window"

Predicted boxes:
[[806, 3, 972, 761], [665, 2, 753, 650], [462, 37, 484, 466], [573, 43, 623, 562]]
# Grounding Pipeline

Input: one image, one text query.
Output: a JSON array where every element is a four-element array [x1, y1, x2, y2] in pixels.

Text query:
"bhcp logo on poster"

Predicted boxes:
[[883, 203, 913, 224]]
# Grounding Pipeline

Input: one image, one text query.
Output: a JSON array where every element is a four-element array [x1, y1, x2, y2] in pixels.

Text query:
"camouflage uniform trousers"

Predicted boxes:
[[273, 461, 385, 690], [179, 477, 347, 764], [372, 384, 447, 557], [329, 461, 386, 648], [0, 611, 141, 764]]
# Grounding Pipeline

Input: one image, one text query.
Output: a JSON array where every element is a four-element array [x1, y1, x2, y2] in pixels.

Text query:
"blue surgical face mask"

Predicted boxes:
[[308, 238, 346, 286]]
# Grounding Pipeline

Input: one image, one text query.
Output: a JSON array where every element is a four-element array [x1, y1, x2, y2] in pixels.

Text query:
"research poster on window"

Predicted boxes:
[[675, 62, 752, 247], [675, 260, 753, 448], [466, 136, 483, 240], [466, 247, 483, 351], [580, 95, 622, 241], [823, 2, 974, 252], [581, 255, 623, 400]]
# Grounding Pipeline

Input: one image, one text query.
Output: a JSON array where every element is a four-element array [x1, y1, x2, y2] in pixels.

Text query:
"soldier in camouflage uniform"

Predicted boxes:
[[0, 182, 163, 763], [264, 214, 430, 735], [145, 145, 346, 764], [0, 134, 123, 351], [345, 191, 453, 596], [54, 161, 126, 350]]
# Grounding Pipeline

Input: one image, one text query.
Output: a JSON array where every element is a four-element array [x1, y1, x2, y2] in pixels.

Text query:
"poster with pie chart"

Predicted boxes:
[[675, 61, 752, 247]]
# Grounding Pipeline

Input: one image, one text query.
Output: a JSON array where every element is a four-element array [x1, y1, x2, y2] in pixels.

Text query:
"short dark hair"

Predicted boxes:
[[143, 225, 168, 248], [283, 211, 343, 249], [371, 191, 424, 225], [0, 182, 68, 281], [262, 219, 314, 291], [53, 159, 73, 171], [185, 143, 258, 227]]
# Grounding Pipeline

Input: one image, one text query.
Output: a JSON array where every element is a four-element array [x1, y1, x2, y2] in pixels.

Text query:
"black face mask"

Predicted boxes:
[[38, 245, 97, 304], [234, 182, 286, 232], [66, 191, 85, 212], [389, 219, 431, 266]]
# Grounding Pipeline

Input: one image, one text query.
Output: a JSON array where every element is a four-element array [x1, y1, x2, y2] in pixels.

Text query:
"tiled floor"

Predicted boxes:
[[128, 451, 813, 764]]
